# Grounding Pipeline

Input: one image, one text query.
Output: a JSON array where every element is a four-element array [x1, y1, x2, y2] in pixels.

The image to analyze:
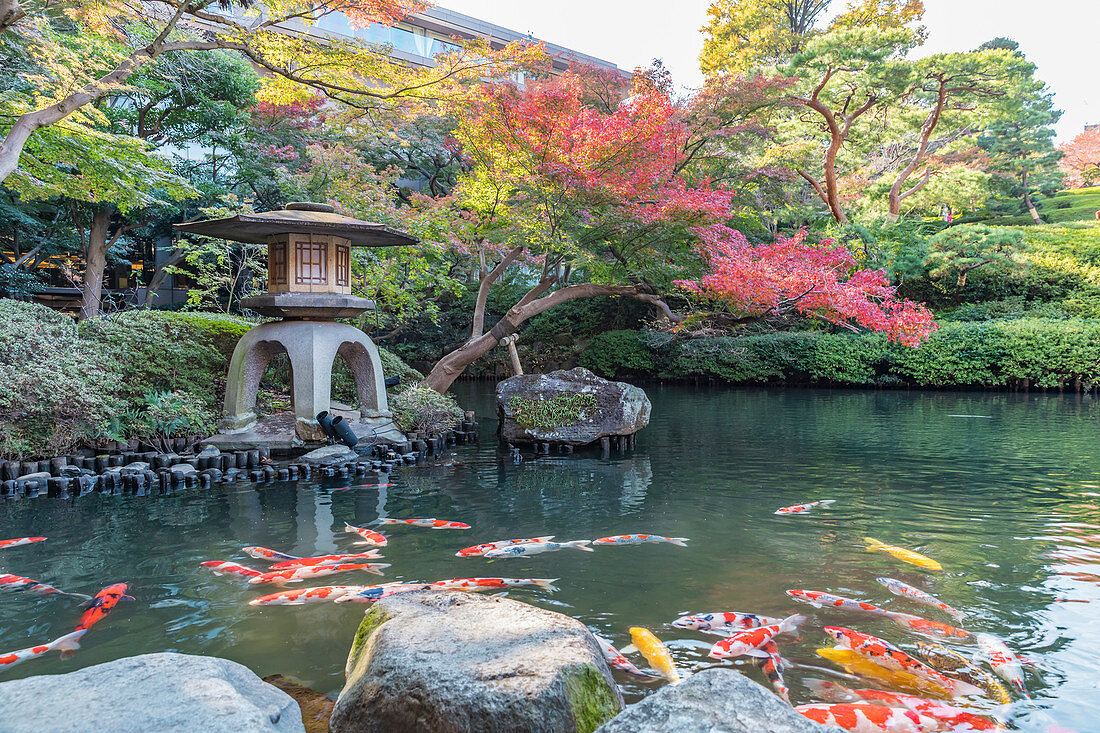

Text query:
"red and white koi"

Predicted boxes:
[[242, 546, 300, 562], [0, 536, 46, 550], [803, 679, 998, 731], [795, 703, 938, 732], [755, 640, 790, 703], [671, 611, 781, 635], [0, 630, 85, 671], [483, 540, 593, 558], [201, 561, 262, 579], [344, 522, 388, 547], [591, 534, 689, 547], [876, 577, 963, 620], [593, 634, 657, 680], [976, 632, 1029, 698], [248, 563, 391, 585], [823, 626, 982, 697], [774, 500, 835, 515], [334, 583, 437, 603], [455, 536, 555, 557], [709, 614, 804, 659], [426, 578, 558, 592], [268, 551, 383, 570], [248, 585, 365, 606], [379, 517, 470, 529], [76, 583, 132, 631], [888, 612, 970, 640], [786, 589, 896, 617], [0, 573, 90, 600]]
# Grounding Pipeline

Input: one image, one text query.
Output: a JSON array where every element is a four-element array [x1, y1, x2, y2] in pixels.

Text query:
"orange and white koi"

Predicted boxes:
[[0, 536, 46, 550], [483, 540, 592, 558], [976, 633, 1028, 698], [795, 703, 938, 732], [248, 585, 365, 606], [379, 517, 470, 529], [888, 612, 970, 640], [0, 573, 90, 600], [593, 634, 656, 680], [709, 614, 805, 659], [755, 640, 790, 703], [592, 534, 689, 547], [774, 500, 835, 515], [671, 611, 781, 635], [629, 627, 680, 683], [335, 582, 436, 603], [455, 536, 555, 557], [426, 578, 558, 592], [876, 577, 963, 620], [268, 551, 383, 570], [344, 522, 388, 546], [242, 546, 300, 562], [815, 647, 949, 698], [865, 538, 942, 572], [248, 562, 390, 585], [824, 626, 981, 697], [76, 583, 132, 631], [200, 561, 262, 579], [0, 630, 85, 671], [803, 679, 998, 731], [786, 589, 896, 618]]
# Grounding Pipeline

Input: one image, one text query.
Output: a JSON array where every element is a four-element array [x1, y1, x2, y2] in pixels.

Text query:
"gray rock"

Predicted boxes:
[[198, 445, 222, 458], [330, 590, 622, 733], [120, 461, 150, 474], [168, 463, 198, 475], [596, 668, 832, 733], [496, 367, 651, 446], [299, 445, 357, 465], [0, 652, 305, 733], [14, 471, 51, 482]]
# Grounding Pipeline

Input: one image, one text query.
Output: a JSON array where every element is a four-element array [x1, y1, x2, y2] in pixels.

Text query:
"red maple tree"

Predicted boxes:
[[1059, 127, 1100, 188]]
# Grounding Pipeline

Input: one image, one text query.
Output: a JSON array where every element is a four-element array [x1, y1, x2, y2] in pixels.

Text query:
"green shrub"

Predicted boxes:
[[124, 390, 218, 451], [391, 385, 463, 436], [507, 393, 599, 429], [580, 330, 657, 377]]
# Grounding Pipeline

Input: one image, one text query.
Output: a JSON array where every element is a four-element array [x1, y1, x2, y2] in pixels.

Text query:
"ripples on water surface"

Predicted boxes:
[[2, 385, 1100, 731]]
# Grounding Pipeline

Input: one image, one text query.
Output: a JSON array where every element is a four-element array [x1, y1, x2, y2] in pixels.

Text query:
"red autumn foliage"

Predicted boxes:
[[1059, 127, 1100, 189], [675, 227, 937, 346]]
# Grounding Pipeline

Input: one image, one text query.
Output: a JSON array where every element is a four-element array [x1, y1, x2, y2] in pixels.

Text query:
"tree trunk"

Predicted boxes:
[[1021, 171, 1042, 224], [143, 246, 185, 306], [81, 210, 110, 320], [0, 0, 23, 34]]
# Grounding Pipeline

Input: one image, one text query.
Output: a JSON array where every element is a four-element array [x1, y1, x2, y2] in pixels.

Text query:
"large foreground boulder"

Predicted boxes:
[[330, 590, 622, 733], [596, 668, 832, 733], [496, 367, 651, 446], [0, 652, 305, 733]]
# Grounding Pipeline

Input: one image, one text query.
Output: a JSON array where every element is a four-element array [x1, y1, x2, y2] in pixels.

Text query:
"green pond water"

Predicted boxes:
[[2, 384, 1100, 731]]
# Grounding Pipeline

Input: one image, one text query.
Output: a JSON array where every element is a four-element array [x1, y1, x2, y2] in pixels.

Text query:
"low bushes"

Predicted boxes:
[[391, 386, 463, 436]]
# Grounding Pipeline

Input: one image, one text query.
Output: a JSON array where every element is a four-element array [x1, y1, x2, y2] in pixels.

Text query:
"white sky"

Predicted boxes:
[[437, 0, 1098, 141]]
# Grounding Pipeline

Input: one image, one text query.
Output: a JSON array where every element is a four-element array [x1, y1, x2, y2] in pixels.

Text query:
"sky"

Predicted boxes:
[[438, 0, 1098, 142]]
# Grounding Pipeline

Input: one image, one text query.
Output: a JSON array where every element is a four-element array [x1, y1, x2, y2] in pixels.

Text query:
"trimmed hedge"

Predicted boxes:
[[582, 320, 1100, 390]]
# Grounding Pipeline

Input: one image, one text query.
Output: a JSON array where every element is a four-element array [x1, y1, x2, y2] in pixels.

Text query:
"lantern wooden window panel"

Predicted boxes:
[[269, 241, 287, 285], [295, 239, 327, 285], [335, 243, 350, 288]]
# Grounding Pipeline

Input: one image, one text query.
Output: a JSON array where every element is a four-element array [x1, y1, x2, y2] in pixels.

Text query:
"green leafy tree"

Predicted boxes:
[[924, 223, 1026, 289]]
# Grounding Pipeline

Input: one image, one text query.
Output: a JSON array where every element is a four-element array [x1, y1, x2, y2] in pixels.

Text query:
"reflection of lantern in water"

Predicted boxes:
[[174, 202, 417, 441]]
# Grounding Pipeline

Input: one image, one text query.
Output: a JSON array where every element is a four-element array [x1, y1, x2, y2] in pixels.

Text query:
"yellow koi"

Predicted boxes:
[[629, 627, 680, 683], [815, 647, 950, 698], [865, 537, 943, 572]]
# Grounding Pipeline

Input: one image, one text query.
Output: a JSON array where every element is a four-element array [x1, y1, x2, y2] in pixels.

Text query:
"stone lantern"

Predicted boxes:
[[174, 202, 417, 442]]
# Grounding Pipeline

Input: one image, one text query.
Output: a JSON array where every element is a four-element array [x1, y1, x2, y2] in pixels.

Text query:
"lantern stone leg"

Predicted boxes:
[[221, 320, 391, 441]]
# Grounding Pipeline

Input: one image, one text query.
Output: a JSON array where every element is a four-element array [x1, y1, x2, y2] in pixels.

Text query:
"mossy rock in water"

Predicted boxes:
[[331, 590, 622, 733]]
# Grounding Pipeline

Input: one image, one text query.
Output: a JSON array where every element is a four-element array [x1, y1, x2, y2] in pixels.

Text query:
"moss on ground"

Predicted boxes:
[[562, 664, 621, 733], [347, 606, 391, 676], [508, 393, 599, 429]]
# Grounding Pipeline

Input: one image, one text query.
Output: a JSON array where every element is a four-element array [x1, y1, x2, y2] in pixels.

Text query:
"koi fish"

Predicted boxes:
[[976, 633, 1028, 698], [916, 642, 1011, 704], [593, 634, 657, 680], [483, 540, 593, 558], [774, 500, 836, 515], [77, 583, 132, 631], [335, 583, 437, 603], [888, 612, 970, 640], [0, 630, 86, 671], [709, 614, 805, 659], [268, 551, 383, 570], [455, 536, 555, 557], [242, 546, 300, 562], [248, 563, 391, 585], [248, 585, 365, 606], [200, 561, 262, 579], [344, 523, 388, 547], [865, 538, 942, 572], [0, 537, 46, 550], [629, 627, 680, 683], [332, 483, 395, 491], [0, 573, 90, 600], [786, 589, 896, 617], [426, 578, 558, 592], [795, 703, 938, 732], [755, 640, 790, 703], [591, 534, 689, 547], [876, 577, 963, 620], [815, 647, 950, 698], [378, 518, 470, 530], [671, 611, 781, 635], [803, 679, 999, 730], [824, 626, 981, 697]]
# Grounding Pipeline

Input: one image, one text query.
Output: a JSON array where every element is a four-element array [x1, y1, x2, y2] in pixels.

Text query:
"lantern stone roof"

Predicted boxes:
[[173, 202, 418, 247]]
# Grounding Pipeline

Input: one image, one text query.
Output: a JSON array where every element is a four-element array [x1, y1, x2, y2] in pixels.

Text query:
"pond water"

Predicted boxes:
[[2, 383, 1100, 731]]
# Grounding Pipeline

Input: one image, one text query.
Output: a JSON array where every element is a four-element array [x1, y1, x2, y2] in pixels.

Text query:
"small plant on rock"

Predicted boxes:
[[392, 386, 463, 437]]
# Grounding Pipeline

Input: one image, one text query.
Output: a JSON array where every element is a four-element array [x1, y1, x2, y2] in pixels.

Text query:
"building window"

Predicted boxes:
[[335, 243, 350, 287], [295, 239, 327, 285], [270, 241, 287, 285]]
